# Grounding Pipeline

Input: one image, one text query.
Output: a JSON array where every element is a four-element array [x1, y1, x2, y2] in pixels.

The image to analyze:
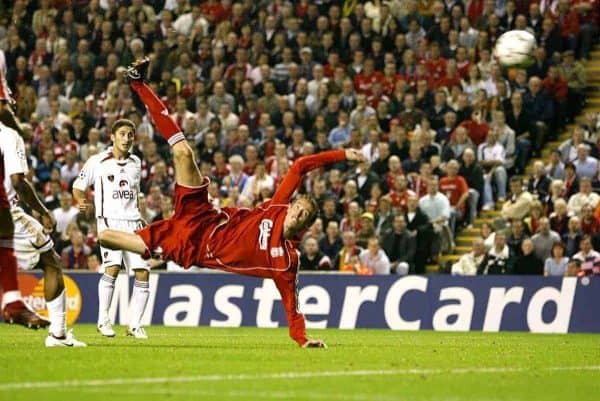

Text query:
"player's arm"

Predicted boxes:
[[11, 174, 55, 232], [72, 157, 96, 215], [271, 149, 364, 203], [273, 276, 326, 349], [0, 102, 25, 138]]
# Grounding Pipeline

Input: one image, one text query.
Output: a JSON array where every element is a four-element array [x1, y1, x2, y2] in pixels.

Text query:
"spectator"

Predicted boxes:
[[531, 217, 562, 261], [300, 238, 332, 270], [507, 219, 530, 257], [580, 203, 600, 236], [381, 215, 416, 274], [374, 195, 394, 236], [61, 229, 91, 270], [241, 161, 274, 202], [513, 238, 544, 275], [549, 198, 571, 236], [439, 159, 469, 231], [572, 235, 600, 276], [545, 149, 565, 180], [319, 221, 343, 261], [478, 131, 508, 210], [359, 237, 391, 274], [528, 160, 552, 200], [478, 232, 514, 275], [567, 177, 600, 215], [544, 242, 569, 276], [52, 192, 79, 236], [559, 50, 587, 119], [334, 230, 362, 271], [572, 144, 598, 179], [451, 238, 486, 275], [419, 178, 453, 256], [501, 177, 533, 221], [563, 216, 584, 257], [356, 212, 376, 248]]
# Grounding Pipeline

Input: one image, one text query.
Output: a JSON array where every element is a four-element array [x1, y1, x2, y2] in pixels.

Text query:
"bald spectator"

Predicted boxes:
[[452, 239, 486, 275], [567, 177, 600, 215], [513, 239, 544, 275], [359, 237, 391, 274], [531, 217, 561, 260], [572, 144, 598, 179], [300, 238, 332, 270]]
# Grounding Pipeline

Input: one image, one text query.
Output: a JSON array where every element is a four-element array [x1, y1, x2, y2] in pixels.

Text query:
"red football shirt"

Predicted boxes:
[[439, 175, 469, 210]]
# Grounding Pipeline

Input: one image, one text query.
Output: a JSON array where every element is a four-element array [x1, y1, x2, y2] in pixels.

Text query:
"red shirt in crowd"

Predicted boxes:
[[439, 175, 469, 211]]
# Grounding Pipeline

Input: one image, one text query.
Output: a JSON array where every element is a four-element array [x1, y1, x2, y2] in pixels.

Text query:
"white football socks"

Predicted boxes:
[[46, 290, 66, 338], [98, 273, 116, 325], [129, 279, 149, 330]]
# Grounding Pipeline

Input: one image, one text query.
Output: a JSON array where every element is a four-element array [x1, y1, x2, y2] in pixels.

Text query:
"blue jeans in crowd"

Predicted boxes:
[[483, 166, 507, 208]]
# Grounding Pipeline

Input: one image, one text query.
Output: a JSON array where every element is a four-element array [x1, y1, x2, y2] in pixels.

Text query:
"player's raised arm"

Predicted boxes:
[[271, 149, 364, 204]]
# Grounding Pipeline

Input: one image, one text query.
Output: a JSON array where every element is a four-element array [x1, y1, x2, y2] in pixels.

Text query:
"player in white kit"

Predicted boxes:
[[0, 122, 85, 347], [73, 119, 151, 339]]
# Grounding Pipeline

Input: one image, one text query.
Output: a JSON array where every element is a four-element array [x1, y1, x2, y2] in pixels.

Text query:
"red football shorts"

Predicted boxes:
[[136, 178, 223, 268]]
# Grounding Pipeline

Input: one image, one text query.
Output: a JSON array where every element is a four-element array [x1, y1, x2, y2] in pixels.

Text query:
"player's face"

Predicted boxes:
[[112, 126, 135, 155], [283, 199, 313, 239]]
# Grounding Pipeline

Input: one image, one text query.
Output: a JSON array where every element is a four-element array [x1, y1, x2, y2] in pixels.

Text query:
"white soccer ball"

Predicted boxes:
[[493, 30, 537, 68]]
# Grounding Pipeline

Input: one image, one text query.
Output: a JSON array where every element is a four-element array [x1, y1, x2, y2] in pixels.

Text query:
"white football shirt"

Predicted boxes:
[[0, 123, 28, 209], [72, 148, 142, 220]]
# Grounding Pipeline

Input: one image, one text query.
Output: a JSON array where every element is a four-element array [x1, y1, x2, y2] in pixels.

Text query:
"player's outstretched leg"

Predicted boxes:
[[0, 209, 49, 329], [38, 251, 86, 347], [126, 58, 203, 188]]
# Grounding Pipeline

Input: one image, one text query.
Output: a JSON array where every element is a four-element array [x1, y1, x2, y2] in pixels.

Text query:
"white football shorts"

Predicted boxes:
[[11, 208, 54, 270], [97, 218, 149, 272]]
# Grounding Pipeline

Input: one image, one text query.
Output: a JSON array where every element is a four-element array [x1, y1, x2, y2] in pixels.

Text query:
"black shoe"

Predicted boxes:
[[125, 57, 149, 82]]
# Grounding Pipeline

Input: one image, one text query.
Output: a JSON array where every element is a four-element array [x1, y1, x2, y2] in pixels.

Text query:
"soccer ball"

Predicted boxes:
[[493, 30, 537, 68]]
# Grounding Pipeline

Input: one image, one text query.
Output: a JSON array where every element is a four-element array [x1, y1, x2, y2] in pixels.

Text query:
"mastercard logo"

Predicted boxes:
[[18, 273, 82, 325]]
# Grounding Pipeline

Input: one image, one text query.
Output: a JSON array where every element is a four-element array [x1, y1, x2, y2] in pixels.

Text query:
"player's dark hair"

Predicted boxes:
[[111, 119, 136, 135]]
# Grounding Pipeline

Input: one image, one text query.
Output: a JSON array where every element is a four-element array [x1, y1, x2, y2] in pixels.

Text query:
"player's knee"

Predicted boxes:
[[134, 268, 149, 281], [105, 265, 120, 277], [172, 142, 193, 162], [98, 230, 116, 249]]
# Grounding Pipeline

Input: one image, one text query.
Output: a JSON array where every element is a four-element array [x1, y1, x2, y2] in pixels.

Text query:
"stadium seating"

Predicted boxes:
[[2, 0, 599, 277]]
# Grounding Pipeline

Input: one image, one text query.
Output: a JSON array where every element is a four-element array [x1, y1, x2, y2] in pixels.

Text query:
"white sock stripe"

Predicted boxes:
[[167, 132, 185, 146], [101, 274, 116, 284], [133, 280, 149, 288]]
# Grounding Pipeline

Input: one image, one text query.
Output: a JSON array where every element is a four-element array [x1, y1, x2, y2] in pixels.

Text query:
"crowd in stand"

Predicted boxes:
[[2, 0, 599, 275]]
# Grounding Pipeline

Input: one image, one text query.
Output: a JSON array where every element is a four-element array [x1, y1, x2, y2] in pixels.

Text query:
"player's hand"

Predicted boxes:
[[78, 200, 93, 214], [302, 339, 328, 349], [344, 149, 365, 162], [40, 212, 56, 234]]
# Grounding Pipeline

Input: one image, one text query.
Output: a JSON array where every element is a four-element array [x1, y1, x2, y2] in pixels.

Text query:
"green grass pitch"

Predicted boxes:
[[0, 324, 598, 401]]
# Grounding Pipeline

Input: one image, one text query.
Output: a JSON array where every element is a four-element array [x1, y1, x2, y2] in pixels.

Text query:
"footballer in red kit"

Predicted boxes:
[[99, 58, 365, 348]]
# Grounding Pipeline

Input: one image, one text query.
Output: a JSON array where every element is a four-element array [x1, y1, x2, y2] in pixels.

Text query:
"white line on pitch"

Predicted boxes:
[[1, 366, 599, 391], [68, 386, 399, 401]]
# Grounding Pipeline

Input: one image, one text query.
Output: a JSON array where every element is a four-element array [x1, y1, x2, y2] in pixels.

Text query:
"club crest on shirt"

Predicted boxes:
[[107, 174, 114, 182]]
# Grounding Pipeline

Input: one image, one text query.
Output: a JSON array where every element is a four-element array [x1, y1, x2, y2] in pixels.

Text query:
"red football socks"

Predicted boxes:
[[0, 240, 19, 293], [130, 81, 185, 146]]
